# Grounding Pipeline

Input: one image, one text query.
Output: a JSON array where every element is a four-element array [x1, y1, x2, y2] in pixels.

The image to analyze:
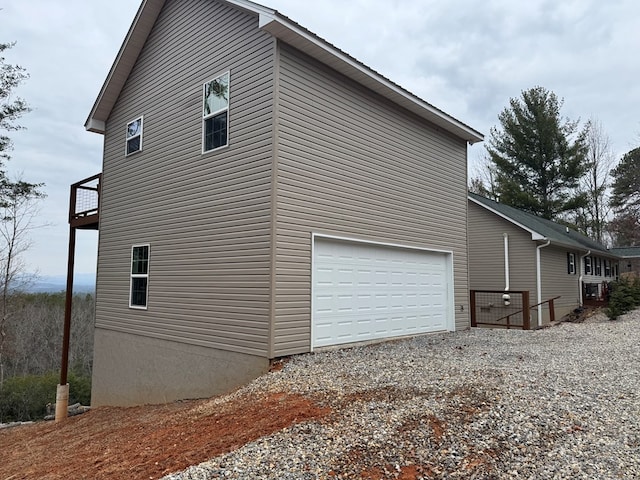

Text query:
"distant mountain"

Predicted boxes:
[[21, 273, 96, 294]]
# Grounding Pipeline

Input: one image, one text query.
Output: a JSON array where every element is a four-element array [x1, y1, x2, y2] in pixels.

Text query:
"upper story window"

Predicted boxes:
[[567, 252, 576, 275], [595, 257, 602, 276], [203, 72, 229, 152], [604, 259, 611, 277], [130, 244, 149, 309], [126, 116, 143, 155], [584, 256, 592, 275]]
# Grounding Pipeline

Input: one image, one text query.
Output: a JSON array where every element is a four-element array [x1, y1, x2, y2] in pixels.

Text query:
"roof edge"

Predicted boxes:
[[84, 0, 165, 133], [468, 195, 547, 242], [85, 0, 483, 144], [259, 14, 484, 144]]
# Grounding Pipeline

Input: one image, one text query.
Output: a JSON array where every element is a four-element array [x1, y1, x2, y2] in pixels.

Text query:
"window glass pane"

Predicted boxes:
[[204, 112, 228, 150], [127, 119, 142, 138], [131, 277, 148, 307], [132, 246, 149, 274], [203, 73, 229, 116], [127, 136, 141, 155]]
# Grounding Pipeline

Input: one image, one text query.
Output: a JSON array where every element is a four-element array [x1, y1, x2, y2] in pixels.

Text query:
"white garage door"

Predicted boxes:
[[312, 237, 452, 349]]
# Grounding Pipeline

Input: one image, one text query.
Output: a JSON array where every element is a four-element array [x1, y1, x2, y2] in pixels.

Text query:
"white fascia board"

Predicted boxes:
[[468, 196, 546, 241], [259, 16, 484, 144]]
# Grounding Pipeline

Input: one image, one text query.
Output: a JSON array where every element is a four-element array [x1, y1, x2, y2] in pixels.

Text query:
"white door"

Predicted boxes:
[[312, 237, 452, 348]]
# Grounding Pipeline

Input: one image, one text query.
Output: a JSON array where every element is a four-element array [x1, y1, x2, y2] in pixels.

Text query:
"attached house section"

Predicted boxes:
[[468, 193, 620, 326]]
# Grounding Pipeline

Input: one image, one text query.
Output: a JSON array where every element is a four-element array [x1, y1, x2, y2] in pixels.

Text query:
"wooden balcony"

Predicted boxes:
[[69, 173, 101, 230]]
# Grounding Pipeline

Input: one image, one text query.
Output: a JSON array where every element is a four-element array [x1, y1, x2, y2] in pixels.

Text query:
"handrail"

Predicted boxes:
[[529, 296, 561, 310], [491, 295, 560, 328]]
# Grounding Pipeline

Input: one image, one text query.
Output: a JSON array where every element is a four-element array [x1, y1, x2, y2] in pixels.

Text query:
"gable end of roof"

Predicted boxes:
[[85, 0, 483, 144]]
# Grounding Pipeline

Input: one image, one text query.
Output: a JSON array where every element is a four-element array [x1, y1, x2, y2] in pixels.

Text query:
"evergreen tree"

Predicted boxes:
[[609, 147, 640, 247], [610, 147, 640, 215], [0, 42, 30, 166], [486, 86, 589, 220]]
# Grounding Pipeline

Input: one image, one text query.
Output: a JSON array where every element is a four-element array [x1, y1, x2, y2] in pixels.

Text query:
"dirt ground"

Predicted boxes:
[[0, 392, 330, 480]]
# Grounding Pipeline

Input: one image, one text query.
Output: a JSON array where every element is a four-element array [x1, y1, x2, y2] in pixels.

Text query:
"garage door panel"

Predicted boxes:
[[313, 238, 451, 348]]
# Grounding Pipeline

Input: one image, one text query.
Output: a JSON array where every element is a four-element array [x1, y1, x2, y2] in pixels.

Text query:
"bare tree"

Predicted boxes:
[[0, 178, 44, 386], [573, 119, 616, 243], [468, 154, 499, 200]]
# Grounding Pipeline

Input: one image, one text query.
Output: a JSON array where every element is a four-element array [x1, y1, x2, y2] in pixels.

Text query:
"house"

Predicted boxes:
[[81, 0, 483, 406], [610, 247, 640, 277], [468, 193, 620, 326]]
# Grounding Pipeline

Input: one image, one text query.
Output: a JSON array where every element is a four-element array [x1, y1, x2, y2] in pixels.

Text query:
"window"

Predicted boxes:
[[567, 253, 576, 275], [203, 72, 229, 152], [126, 116, 143, 155], [595, 257, 602, 276], [584, 256, 592, 275], [604, 259, 611, 277], [130, 245, 149, 308]]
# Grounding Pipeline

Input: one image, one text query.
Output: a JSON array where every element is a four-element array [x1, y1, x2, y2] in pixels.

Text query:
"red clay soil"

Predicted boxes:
[[0, 392, 329, 480]]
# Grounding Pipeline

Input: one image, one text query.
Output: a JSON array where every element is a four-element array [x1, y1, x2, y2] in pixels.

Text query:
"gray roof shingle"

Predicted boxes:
[[468, 193, 618, 258]]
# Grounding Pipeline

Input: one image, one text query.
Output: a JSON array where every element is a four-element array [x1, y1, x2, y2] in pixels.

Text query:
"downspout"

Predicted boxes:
[[578, 250, 591, 306], [536, 240, 551, 327], [503, 233, 510, 291], [502, 234, 511, 306]]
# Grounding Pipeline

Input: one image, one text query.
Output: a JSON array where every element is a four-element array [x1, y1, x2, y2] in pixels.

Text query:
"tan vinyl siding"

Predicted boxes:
[[467, 201, 538, 296], [96, 0, 275, 356], [272, 42, 470, 356], [540, 247, 581, 319]]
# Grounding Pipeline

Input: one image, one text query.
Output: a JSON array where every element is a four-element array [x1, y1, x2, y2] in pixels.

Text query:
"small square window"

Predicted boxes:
[[126, 117, 143, 155], [130, 244, 149, 308], [203, 72, 229, 152]]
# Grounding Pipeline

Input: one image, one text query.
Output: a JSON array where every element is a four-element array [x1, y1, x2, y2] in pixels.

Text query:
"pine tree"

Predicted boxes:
[[486, 86, 589, 220]]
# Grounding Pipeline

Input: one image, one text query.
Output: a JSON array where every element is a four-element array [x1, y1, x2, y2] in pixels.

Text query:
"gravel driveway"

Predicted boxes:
[[165, 309, 640, 479]]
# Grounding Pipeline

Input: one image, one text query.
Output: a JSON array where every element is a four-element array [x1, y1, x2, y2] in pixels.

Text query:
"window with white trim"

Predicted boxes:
[[595, 257, 602, 276], [604, 259, 611, 277], [130, 245, 149, 308], [203, 72, 229, 152], [584, 256, 592, 275], [126, 116, 143, 155], [567, 252, 576, 275]]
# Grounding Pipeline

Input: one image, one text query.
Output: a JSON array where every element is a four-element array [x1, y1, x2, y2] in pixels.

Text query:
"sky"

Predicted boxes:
[[1, 0, 639, 276]]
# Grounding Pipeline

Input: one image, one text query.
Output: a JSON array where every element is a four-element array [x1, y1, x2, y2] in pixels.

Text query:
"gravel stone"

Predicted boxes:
[[164, 309, 640, 479]]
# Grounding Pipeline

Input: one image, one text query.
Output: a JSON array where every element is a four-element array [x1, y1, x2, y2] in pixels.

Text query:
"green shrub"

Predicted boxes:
[[606, 277, 640, 320], [0, 372, 91, 423]]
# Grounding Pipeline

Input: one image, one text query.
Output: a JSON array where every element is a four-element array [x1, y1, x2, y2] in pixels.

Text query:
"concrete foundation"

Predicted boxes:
[[91, 328, 269, 406]]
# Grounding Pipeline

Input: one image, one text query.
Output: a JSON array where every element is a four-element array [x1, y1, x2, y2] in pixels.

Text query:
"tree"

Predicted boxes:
[[485, 86, 589, 220], [0, 178, 45, 386], [572, 118, 615, 243], [610, 147, 640, 216], [1, 42, 30, 164], [0, 41, 45, 386], [468, 155, 499, 200], [609, 211, 640, 247], [609, 146, 640, 247]]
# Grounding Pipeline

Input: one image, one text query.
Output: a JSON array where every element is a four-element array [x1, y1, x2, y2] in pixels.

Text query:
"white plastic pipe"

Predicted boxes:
[[579, 250, 591, 305], [503, 233, 510, 291]]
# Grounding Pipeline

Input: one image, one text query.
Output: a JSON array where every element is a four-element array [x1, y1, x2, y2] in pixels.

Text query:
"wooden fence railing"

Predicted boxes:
[[470, 290, 560, 330]]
